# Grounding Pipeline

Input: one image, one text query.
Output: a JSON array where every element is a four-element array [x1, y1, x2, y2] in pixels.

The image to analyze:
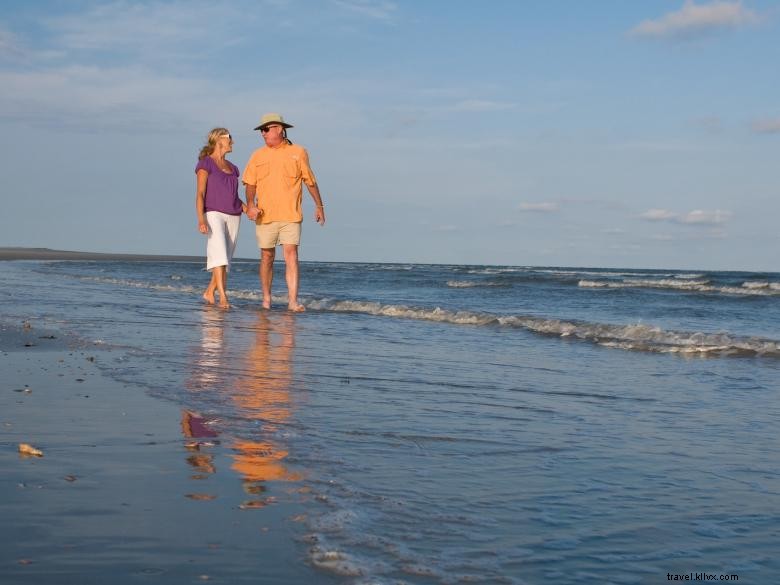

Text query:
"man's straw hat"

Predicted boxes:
[[253, 113, 293, 131]]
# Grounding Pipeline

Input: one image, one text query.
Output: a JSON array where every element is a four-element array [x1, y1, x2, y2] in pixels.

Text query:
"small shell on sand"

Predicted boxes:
[[185, 493, 217, 501], [18, 443, 43, 457]]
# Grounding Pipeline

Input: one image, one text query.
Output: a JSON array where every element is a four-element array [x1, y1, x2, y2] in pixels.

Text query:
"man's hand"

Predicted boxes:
[[315, 207, 326, 226], [246, 206, 260, 221]]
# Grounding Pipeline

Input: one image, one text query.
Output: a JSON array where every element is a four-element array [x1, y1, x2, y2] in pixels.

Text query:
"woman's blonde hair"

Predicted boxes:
[[198, 127, 230, 160]]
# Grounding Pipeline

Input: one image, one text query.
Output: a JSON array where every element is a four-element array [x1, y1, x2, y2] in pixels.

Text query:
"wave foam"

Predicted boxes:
[[308, 299, 779, 357], [75, 275, 780, 358], [579, 278, 780, 296], [446, 280, 505, 288]]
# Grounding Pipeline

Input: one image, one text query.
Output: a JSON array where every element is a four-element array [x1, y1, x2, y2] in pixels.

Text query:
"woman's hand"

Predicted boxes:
[[198, 221, 209, 234]]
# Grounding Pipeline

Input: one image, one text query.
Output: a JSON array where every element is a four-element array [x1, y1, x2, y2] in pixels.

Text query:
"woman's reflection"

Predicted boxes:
[[182, 307, 226, 478]]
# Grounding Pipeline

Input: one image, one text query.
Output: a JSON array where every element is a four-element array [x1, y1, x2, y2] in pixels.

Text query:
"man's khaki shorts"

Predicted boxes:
[[256, 221, 302, 249]]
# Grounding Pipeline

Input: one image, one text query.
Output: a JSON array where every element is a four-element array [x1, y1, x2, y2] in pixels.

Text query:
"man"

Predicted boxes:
[[243, 113, 326, 311]]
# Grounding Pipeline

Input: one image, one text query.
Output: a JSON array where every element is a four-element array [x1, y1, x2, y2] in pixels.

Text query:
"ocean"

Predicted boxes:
[[2, 259, 779, 584]]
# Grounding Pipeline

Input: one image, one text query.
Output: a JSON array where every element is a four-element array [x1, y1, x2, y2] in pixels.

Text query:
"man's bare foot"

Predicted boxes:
[[203, 291, 215, 304], [262, 299, 271, 310], [288, 303, 306, 313], [218, 300, 230, 309]]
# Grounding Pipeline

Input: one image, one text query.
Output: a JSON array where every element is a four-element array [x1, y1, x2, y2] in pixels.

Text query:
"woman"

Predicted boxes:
[[195, 128, 245, 308]]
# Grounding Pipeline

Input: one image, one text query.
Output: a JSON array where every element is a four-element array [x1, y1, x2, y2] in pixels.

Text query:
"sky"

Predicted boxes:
[[1, 0, 778, 270]]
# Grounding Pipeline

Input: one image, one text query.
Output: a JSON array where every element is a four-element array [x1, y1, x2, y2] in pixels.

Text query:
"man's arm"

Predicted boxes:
[[306, 183, 325, 226]]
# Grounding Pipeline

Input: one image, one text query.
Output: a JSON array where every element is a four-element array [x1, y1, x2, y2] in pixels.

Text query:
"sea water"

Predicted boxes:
[[1, 259, 779, 584]]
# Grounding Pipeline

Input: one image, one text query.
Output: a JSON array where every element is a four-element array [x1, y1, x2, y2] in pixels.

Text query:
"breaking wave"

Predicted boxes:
[[579, 278, 780, 296], [76, 275, 780, 357], [306, 299, 780, 358], [446, 280, 506, 288]]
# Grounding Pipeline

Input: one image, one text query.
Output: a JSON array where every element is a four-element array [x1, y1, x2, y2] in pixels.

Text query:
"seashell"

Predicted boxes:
[[18, 443, 43, 457], [185, 493, 216, 501], [239, 497, 276, 509]]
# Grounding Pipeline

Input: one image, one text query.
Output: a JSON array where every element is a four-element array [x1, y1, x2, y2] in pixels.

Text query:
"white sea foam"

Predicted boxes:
[[535, 269, 655, 277], [465, 267, 524, 275], [307, 298, 780, 357], [742, 281, 780, 291], [80, 275, 199, 294], [675, 273, 705, 279], [446, 280, 504, 288], [309, 547, 364, 576], [579, 278, 780, 296], [77, 276, 291, 303], [75, 275, 780, 357]]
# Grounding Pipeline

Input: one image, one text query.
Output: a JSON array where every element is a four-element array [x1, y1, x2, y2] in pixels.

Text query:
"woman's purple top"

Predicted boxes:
[[195, 157, 243, 215]]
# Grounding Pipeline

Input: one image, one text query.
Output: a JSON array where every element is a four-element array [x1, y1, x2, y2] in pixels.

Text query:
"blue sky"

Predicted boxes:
[[1, 0, 778, 270]]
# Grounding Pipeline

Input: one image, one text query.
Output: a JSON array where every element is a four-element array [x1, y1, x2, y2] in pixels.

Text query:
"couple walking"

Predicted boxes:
[[195, 113, 325, 310]]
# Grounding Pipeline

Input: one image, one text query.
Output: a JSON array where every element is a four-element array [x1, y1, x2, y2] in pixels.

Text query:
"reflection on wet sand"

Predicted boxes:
[[182, 308, 226, 479], [181, 410, 218, 476], [184, 308, 303, 504], [231, 311, 303, 493]]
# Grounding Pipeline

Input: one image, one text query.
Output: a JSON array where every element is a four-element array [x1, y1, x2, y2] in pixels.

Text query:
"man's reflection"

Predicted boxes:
[[231, 311, 303, 495], [183, 308, 303, 503]]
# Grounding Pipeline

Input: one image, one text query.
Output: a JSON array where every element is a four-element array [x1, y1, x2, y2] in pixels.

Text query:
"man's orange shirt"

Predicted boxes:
[[242, 143, 317, 224]]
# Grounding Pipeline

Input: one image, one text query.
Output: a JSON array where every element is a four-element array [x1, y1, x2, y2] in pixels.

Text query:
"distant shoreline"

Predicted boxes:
[[1, 247, 765, 273], [0, 247, 230, 262]]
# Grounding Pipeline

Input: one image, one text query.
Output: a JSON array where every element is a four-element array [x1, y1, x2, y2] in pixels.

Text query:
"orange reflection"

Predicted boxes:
[[230, 311, 303, 487]]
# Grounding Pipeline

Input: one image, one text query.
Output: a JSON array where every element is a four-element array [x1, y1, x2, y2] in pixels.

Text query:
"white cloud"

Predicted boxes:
[[751, 118, 780, 134], [640, 208, 678, 221], [44, 1, 252, 57], [630, 1, 760, 39], [0, 65, 211, 130], [639, 208, 732, 226], [0, 27, 24, 59], [518, 202, 559, 212], [449, 99, 516, 112], [691, 116, 723, 133], [332, 0, 397, 21], [678, 209, 732, 224]]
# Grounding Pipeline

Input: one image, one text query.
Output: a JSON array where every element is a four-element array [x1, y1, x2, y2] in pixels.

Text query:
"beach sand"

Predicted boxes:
[[0, 321, 333, 584]]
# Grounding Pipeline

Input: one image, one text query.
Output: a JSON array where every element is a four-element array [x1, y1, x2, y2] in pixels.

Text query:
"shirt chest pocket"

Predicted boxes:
[[283, 159, 300, 184], [254, 162, 270, 182]]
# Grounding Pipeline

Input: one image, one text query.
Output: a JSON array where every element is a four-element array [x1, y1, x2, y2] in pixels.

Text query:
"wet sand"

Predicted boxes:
[[0, 322, 333, 584]]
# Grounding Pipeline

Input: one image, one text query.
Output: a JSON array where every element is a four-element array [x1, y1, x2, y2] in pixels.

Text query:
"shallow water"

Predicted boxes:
[[2, 260, 779, 583]]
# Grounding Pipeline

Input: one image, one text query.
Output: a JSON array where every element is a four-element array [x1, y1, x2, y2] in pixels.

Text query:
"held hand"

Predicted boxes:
[[198, 221, 209, 234], [315, 207, 326, 226], [246, 206, 259, 221]]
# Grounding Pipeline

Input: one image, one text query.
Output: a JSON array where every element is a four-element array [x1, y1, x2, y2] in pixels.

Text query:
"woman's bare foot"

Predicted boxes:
[[203, 291, 215, 304], [288, 303, 306, 313], [262, 299, 272, 310], [218, 299, 230, 309]]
